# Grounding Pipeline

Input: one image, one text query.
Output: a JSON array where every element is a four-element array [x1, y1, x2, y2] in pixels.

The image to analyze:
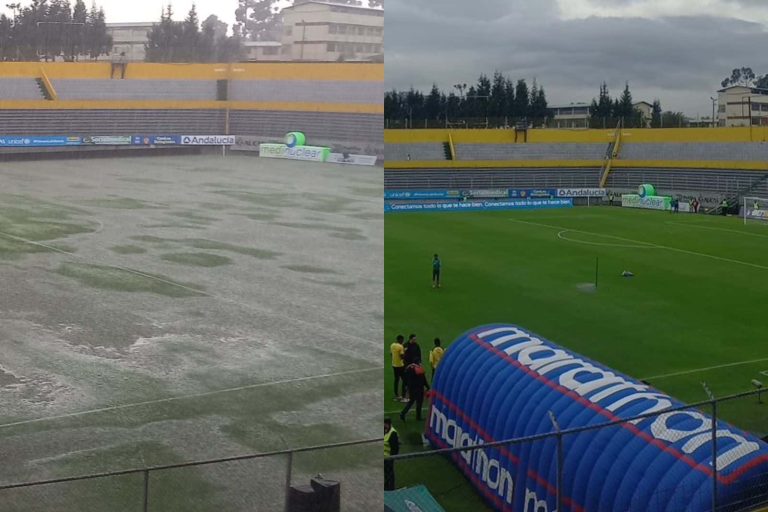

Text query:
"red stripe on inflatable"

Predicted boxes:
[[428, 391, 586, 512], [467, 332, 763, 485]]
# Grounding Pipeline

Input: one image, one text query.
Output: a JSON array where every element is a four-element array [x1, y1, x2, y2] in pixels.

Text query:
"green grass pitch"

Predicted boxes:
[[384, 206, 768, 511]]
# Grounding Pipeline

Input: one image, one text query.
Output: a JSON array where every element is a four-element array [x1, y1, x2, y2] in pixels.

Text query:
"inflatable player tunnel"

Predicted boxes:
[[426, 324, 768, 512]]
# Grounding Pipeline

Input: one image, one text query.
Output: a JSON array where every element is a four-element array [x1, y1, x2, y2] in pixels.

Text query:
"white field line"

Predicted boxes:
[[641, 358, 768, 381], [0, 367, 382, 430], [510, 219, 768, 271], [665, 221, 768, 239], [557, 230, 656, 249], [0, 230, 379, 348]]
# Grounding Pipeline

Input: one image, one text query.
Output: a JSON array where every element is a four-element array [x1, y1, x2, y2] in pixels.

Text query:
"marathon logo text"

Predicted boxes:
[[473, 326, 759, 470]]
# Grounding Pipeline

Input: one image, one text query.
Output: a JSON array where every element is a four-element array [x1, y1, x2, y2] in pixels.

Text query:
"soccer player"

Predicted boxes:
[[390, 335, 405, 401], [432, 254, 441, 288], [429, 338, 444, 383]]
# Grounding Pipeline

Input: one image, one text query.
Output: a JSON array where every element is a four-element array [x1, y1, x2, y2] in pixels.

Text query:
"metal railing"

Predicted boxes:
[[0, 437, 381, 512], [388, 387, 768, 512]]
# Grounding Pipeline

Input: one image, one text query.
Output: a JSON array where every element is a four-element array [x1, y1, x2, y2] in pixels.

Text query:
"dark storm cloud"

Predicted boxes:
[[385, 0, 768, 115]]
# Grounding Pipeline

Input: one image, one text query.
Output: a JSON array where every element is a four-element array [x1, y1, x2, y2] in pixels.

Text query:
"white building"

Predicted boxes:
[[717, 85, 768, 127], [550, 100, 655, 128], [280, 1, 383, 62], [243, 41, 282, 61], [106, 22, 154, 62], [549, 103, 590, 128]]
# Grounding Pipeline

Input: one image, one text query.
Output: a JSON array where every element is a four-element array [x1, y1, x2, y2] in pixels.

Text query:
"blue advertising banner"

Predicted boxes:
[[508, 188, 558, 199], [746, 208, 768, 222], [384, 198, 572, 213], [132, 135, 181, 146], [385, 189, 560, 200], [384, 190, 461, 200], [0, 136, 82, 147]]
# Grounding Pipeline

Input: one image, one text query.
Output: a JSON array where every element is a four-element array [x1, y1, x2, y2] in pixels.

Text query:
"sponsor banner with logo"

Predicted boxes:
[[385, 198, 573, 213], [507, 188, 558, 199], [180, 135, 235, 145], [672, 190, 722, 209], [557, 188, 607, 198], [82, 135, 132, 145], [621, 193, 671, 211], [460, 189, 509, 199], [259, 143, 330, 162], [132, 135, 181, 145], [326, 153, 377, 166], [384, 190, 461, 200], [746, 209, 768, 221], [231, 135, 265, 152], [0, 136, 81, 147]]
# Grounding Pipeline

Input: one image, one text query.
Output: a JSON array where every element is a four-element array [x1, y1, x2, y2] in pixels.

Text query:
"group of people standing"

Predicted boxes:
[[385, 334, 445, 491], [390, 334, 444, 421]]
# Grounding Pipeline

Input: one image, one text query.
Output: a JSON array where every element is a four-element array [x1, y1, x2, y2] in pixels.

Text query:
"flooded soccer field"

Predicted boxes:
[[0, 154, 382, 511]]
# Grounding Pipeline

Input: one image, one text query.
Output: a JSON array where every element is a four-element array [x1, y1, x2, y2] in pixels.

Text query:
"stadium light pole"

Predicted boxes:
[[710, 97, 717, 128]]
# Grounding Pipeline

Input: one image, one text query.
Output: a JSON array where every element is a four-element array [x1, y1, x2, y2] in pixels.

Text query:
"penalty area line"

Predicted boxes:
[[510, 219, 768, 271], [0, 367, 382, 430]]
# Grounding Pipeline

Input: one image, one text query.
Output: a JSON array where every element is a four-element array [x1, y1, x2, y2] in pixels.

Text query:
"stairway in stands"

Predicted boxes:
[[443, 142, 452, 160], [35, 78, 52, 100]]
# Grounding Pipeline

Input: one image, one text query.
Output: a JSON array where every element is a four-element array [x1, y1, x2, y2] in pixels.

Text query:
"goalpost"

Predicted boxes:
[[743, 196, 768, 225]]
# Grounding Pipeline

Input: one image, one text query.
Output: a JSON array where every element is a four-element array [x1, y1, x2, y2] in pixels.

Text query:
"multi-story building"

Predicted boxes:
[[550, 101, 654, 128], [717, 85, 768, 127], [280, 1, 384, 62], [549, 103, 590, 128], [106, 22, 154, 62]]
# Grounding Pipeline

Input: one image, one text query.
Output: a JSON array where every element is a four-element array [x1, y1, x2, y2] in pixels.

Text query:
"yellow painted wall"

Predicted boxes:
[[385, 128, 768, 169], [0, 62, 383, 81], [0, 100, 382, 114], [384, 159, 768, 171], [385, 127, 768, 144]]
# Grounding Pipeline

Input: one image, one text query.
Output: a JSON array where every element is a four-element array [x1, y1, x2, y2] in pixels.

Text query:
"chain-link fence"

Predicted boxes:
[[388, 389, 768, 512], [0, 438, 381, 512]]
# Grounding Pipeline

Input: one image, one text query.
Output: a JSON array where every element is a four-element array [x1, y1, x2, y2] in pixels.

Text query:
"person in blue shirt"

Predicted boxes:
[[432, 254, 441, 288]]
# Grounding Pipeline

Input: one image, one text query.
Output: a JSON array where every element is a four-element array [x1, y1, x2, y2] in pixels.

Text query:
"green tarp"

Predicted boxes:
[[384, 485, 445, 512]]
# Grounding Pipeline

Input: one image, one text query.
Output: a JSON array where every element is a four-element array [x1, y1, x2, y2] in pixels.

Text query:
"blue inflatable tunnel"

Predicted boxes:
[[426, 324, 768, 512]]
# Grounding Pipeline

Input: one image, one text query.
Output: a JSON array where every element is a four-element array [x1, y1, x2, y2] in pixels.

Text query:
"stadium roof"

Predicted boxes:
[[282, 1, 383, 13]]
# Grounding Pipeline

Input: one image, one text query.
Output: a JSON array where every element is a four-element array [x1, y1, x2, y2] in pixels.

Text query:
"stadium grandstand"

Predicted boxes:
[[0, 61, 383, 158], [385, 127, 768, 207]]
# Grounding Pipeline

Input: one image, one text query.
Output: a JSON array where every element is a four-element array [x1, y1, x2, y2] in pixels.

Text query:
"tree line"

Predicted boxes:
[[385, 72, 550, 128], [0, 0, 111, 61], [145, 5, 243, 63]]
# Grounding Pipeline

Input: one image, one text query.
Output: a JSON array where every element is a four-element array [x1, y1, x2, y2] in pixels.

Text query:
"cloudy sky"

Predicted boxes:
[[386, 0, 768, 117]]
